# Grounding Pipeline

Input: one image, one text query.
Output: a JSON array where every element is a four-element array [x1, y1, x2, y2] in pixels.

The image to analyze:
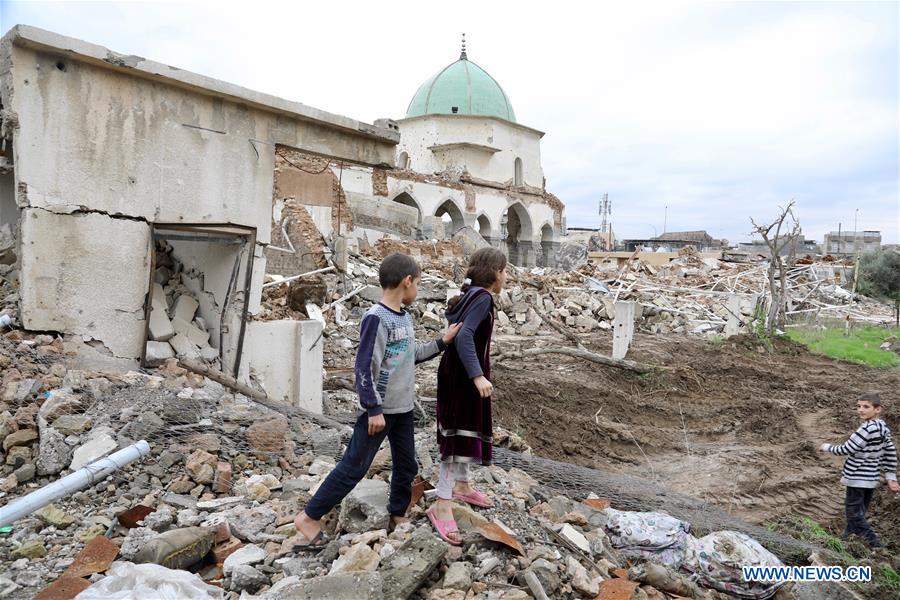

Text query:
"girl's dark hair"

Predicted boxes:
[[448, 247, 507, 311]]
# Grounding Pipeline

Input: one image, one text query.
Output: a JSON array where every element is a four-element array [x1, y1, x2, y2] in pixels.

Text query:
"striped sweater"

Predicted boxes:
[[826, 419, 898, 489]]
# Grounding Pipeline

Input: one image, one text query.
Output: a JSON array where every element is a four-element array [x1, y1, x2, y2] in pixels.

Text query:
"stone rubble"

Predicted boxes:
[[0, 238, 872, 600]]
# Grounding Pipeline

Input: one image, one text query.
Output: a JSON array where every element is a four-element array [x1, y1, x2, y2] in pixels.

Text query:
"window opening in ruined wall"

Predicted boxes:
[[477, 214, 492, 240], [435, 199, 465, 239], [143, 224, 256, 378], [514, 157, 523, 186]]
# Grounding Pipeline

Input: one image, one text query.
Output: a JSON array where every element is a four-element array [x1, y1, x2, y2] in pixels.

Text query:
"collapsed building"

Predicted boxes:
[[0, 27, 568, 416]]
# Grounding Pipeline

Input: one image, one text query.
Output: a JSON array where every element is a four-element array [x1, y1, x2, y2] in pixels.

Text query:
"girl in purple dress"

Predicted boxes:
[[427, 247, 508, 544]]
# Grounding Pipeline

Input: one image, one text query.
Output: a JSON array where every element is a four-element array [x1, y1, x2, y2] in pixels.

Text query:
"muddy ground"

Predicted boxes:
[[469, 332, 900, 552]]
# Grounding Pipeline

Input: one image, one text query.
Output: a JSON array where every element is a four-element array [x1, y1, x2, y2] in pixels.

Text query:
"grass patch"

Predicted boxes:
[[787, 516, 855, 561], [785, 326, 900, 368], [766, 516, 899, 599], [882, 565, 900, 593]]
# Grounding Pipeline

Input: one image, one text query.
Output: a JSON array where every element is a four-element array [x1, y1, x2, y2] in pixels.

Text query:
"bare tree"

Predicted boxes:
[[750, 202, 802, 336]]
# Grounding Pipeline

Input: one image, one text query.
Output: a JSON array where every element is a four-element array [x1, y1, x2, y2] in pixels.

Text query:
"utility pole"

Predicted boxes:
[[663, 205, 667, 235]]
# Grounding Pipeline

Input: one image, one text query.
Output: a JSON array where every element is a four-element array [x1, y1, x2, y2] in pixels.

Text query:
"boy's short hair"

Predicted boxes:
[[379, 253, 421, 289], [859, 392, 882, 407]]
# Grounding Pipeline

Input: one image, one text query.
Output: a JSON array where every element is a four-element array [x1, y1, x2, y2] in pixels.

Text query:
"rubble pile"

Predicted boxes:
[[0, 224, 17, 321], [0, 238, 859, 600], [260, 246, 895, 375], [0, 338, 792, 599], [146, 241, 221, 368]]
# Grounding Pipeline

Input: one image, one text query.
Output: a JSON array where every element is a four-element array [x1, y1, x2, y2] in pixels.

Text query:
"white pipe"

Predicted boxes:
[[0, 440, 151, 527], [262, 266, 335, 288]]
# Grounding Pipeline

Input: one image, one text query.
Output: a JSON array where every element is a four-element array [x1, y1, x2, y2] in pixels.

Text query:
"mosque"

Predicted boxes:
[[374, 38, 566, 267]]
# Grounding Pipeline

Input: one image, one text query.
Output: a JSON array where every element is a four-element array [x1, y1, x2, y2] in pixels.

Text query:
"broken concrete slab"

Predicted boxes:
[[241, 319, 323, 413], [145, 340, 175, 365], [261, 572, 384, 599], [329, 543, 380, 574], [35, 426, 71, 476], [172, 295, 199, 323], [337, 479, 390, 533], [149, 306, 175, 342], [69, 430, 118, 470], [169, 333, 201, 360], [223, 543, 266, 575], [380, 526, 447, 599], [171, 316, 210, 347]]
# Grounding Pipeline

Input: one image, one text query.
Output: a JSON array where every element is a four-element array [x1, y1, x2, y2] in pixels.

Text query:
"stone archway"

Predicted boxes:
[[392, 192, 423, 239], [476, 213, 492, 240], [435, 198, 465, 238], [541, 223, 555, 267], [502, 202, 534, 266]]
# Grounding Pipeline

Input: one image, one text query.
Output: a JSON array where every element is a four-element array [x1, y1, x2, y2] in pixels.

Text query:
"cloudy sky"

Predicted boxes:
[[1, 1, 897, 244]]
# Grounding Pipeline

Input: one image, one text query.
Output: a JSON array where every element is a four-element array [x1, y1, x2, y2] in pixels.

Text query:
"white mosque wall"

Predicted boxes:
[[396, 116, 544, 188]]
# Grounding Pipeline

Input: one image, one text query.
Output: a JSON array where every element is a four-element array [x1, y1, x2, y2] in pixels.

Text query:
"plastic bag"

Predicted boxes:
[[75, 561, 223, 600]]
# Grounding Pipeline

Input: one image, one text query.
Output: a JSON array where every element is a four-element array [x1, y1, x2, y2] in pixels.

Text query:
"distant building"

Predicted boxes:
[[564, 227, 616, 251], [738, 235, 819, 257], [823, 231, 881, 256], [621, 230, 726, 253]]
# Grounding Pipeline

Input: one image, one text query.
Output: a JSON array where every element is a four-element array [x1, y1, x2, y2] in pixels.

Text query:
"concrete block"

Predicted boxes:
[[172, 295, 199, 323], [149, 306, 175, 342], [69, 430, 117, 470], [19, 209, 150, 359], [612, 301, 635, 361], [169, 333, 201, 359], [241, 319, 323, 414], [151, 283, 168, 312], [145, 341, 175, 365], [171, 317, 210, 347], [200, 345, 219, 362]]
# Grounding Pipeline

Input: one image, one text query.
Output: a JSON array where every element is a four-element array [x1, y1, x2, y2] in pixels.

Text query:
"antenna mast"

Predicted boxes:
[[599, 193, 611, 233]]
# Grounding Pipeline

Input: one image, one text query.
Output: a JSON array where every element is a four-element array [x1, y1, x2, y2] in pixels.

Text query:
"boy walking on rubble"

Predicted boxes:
[[819, 392, 899, 548], [293, 253, 461, 547]]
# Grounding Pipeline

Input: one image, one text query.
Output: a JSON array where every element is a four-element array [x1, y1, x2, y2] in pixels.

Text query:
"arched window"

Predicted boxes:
[[514, 157, 523, 186], [398, 152, 409, 170], [477, 214, 492, 239], [434, 199, 465, 238]]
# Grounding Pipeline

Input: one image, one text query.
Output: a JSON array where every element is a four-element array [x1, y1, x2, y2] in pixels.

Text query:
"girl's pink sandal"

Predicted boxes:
[[452, 489, 493, 508], [426, 509, 462, 546]]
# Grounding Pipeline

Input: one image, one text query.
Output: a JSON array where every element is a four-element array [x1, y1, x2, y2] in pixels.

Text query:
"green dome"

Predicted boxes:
[[406, 55, 516, 122]]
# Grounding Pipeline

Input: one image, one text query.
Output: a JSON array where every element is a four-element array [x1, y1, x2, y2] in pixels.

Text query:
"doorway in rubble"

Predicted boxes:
[[141, 224, 256, 378]]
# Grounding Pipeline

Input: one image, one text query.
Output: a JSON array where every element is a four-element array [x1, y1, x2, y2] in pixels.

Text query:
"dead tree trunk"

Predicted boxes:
[[750, 202, 802, 336]]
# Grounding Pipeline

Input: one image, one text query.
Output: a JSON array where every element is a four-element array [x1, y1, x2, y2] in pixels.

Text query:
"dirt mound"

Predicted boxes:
[[490, 332, 900, 551]]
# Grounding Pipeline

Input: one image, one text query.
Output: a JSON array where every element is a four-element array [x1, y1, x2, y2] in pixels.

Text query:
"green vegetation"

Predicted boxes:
[[785, 325, 900, 368], [857, 249, 900, 322], [766, 516, 898, 599], [751, 303, 774, 351], [882, 564, 900, 593], [794, 517, 853, 560]]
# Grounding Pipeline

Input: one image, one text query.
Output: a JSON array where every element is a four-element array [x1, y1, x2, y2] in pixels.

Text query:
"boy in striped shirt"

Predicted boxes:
[[819, 392, 899, 548]]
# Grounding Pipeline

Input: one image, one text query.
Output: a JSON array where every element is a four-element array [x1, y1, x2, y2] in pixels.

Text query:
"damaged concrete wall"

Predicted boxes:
[[266, 198, 329, 277], [19, 208, 150, 358], [0, 26, 397, 367], [241, 319, 324, 413], [347, 193, 420, 240]]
